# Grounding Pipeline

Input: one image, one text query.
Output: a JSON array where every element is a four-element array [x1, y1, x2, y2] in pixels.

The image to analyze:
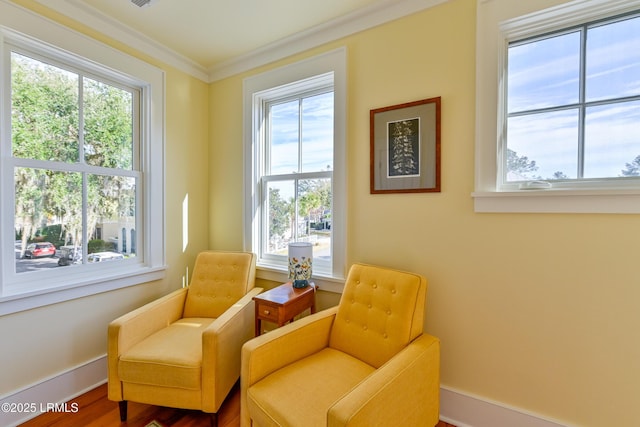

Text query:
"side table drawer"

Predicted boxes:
[[256, 303, 279, 322]]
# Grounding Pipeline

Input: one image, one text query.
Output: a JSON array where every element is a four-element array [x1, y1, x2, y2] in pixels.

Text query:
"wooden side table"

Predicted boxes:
[[253, 282, 317, 336]]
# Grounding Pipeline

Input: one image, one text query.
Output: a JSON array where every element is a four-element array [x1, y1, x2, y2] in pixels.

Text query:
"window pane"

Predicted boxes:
[[586, 16, 640, 102], [11, 52, 79, 163], [508, 31, 581, 113], [506, 110, 579, 181], [84, 78, 134, 169], [301, 92, 333, 172], [14, 168, 83, 273], [269, 101, 299, 175], [298, 178, 331, 262], [265, 180, 294, 255], [87, 174, 136, 259], [584, 100, 640, 178]]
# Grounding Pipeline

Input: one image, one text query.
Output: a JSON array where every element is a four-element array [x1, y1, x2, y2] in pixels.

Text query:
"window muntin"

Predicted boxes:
[[261, 89, 333, 273], [503, 12, 640, 187], [9, 47, 140, 279]]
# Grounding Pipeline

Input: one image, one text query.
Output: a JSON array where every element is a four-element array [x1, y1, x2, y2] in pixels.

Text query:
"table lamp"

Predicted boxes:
[[288, 242, 312, 288]]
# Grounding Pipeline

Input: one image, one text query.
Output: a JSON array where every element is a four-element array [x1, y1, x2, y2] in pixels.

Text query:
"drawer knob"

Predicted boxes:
[[264, 310, 270, 315]]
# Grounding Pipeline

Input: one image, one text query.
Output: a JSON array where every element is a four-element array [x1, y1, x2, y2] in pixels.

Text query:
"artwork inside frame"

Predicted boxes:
[[370, 97, 441, 194]]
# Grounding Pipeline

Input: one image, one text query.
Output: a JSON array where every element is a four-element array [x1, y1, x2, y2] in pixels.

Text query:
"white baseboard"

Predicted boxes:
[[0, 355, 107, 427], [1, 357, 573, 427], [440, 385, 573, 427]]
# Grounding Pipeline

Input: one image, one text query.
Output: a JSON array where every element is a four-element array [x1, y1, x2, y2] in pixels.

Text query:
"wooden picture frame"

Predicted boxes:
[[370, 97, 441, 194]]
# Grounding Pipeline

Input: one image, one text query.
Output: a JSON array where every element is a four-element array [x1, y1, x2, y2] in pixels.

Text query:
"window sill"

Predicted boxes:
[[0, 266, 166, 316], [472, 189, 640, 214], [256, 264, 345, 294]]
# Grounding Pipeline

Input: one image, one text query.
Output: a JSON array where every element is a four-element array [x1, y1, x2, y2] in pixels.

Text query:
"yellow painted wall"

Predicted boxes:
[[208, 78, 245, 250], [0, 1, 210, 396], [209, 0, 640, 426], [2, 0, 639, 425]]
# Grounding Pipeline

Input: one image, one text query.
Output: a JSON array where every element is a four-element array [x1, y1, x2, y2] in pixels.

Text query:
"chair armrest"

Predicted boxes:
[[201, 287, 263, 412], [240, 306, 337, 427], [328, 334, 440, 427], [107, 287, 188, 401]]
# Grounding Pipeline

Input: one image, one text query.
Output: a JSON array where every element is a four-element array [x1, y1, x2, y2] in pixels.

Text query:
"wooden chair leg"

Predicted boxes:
[[118, 401, 128, 421], [210, 412, 218, 427]]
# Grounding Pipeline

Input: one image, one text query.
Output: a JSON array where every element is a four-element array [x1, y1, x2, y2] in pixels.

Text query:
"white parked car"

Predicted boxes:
[[87, 251, 125, 263]]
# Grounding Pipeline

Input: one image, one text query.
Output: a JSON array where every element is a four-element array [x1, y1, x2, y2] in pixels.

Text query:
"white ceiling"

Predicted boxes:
[[82, 0, 381, 68], [31, 0, 447, 81]]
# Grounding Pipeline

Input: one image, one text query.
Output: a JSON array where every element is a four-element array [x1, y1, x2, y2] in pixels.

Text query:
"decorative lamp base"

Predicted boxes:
[[293, 279, 309, 289]]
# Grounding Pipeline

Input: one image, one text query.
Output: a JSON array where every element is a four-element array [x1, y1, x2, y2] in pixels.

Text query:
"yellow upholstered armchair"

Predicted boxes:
[[241, 263, 440, 427], [108, 251, 261, 427]]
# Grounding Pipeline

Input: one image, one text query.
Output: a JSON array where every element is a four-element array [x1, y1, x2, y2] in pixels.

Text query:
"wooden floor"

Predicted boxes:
[[19, 382, 456, 427]]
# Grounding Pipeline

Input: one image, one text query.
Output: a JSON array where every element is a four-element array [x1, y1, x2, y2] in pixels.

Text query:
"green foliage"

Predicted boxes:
[[87, 239, 117, 254], [11, 53, 79, 163], [83, 78, 133, 169], [32, 224, 64, 248], [298, 179, 331, 222], [11, 52, 135, 252], [268, 188, 291, 240], [268, 179, 332, 246]]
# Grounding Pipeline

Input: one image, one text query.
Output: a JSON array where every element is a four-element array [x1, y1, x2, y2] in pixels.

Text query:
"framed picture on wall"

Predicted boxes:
[[370, 97, 441, 194]]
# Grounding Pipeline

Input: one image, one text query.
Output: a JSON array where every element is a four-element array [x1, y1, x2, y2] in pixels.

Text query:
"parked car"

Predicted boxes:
[[87, 251, 125, 263], [24, 242, 56, 258]]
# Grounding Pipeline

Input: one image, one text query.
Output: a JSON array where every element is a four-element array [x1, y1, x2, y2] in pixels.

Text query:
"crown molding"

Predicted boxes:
[[28, 0, 449, 83], [30, 0, 209, 81]]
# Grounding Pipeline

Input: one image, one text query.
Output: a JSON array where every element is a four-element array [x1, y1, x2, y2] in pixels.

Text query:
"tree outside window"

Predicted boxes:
[[11, 51, 138, 273]]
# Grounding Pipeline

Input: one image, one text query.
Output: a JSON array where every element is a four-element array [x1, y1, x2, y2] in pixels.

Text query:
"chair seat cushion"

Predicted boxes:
[[247, 347, 375, 427], [119, 317, 215, 390]]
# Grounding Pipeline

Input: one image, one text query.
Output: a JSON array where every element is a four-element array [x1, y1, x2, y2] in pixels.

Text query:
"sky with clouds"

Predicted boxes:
[[506, 14, 640, 181]]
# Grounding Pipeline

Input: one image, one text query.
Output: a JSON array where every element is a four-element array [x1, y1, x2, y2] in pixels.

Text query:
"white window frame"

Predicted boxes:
[[0, 3, 165, 316], [473, 0, 640, 213], [260, 78, 334, 274], [244, 48, 346, 292]]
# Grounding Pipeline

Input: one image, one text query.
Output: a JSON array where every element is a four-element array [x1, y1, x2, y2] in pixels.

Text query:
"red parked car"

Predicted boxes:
[[24, 242, 56, 258]]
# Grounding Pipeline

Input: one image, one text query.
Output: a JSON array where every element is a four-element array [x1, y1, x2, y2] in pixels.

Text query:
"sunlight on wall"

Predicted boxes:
[[182, 193, 189, 252], [182, 266, 190, 288], [182, 193, 190, 288]]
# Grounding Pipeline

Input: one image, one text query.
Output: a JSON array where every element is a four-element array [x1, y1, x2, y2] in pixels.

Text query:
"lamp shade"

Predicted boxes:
[[288, 242, 312, 288]]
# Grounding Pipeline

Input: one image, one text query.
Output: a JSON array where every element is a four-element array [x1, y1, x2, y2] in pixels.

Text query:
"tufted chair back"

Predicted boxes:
[[183, 251, 256, 318], [329, 263, 427, 368]]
